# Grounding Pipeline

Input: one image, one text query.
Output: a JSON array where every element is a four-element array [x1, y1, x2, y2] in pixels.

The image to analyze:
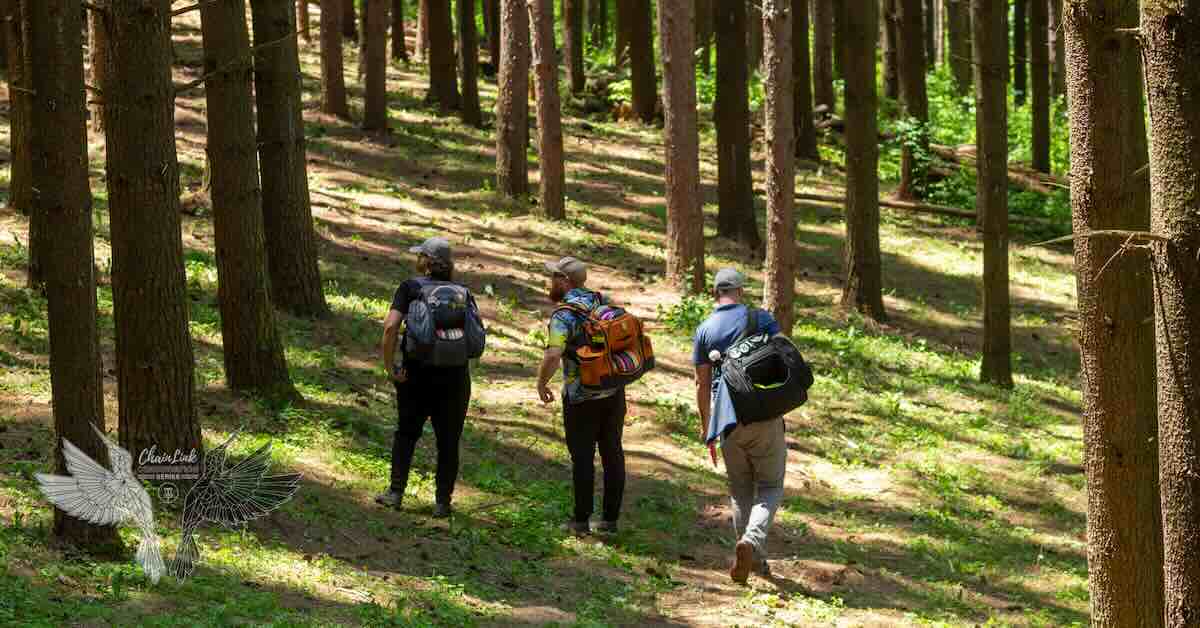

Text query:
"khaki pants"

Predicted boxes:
[[721, 418, 786, 560]]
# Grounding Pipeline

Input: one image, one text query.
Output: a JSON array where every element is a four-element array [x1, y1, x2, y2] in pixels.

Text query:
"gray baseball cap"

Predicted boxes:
[[409, 237, 452, 265], [714, 267, 745, 291], [544, 256, 588, 284]]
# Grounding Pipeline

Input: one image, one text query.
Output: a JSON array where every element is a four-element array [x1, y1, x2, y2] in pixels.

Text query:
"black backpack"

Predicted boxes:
[[404, 279, 486, 367], [721, 308, 814, 425]]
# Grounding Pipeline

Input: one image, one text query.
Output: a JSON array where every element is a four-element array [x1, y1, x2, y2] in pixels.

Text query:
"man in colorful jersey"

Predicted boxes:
[[536, 257, 627, 537]]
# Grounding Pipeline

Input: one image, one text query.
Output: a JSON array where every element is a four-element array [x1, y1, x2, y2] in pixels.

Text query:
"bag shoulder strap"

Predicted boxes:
[[734, 306, 760, 344]]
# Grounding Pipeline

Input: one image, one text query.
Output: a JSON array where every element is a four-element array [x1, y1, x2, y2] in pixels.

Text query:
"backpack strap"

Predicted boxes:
[[734, 306, 760, 344]]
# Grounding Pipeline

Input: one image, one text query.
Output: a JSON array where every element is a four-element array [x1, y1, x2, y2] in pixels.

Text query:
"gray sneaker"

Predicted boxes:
[[374, 490, 402, 509], [562, 520, 590, 537], [433, 502, 453, 519], [593, 520, 618, 535], [753, 557, 772, 578]]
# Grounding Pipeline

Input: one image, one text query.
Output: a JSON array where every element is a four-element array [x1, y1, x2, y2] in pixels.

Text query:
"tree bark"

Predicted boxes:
[[696, 0, 712, 75], [30, 0, 121, 550], [714, 0, 759, 250], [1013, 0, 1026, 105], [426, 0, 459, 111], [528, 0, 564, 219], [923, 0, 935, 68], [416, 0, 428, 58], [747, 10, 762, 72], [87, 3, 106, 133], [659, 0, 703, 293], [836, 0, 885, 320], [1029, 0, 1049, 173], [458, 0, 481, 125], [811, 0, 835, 113], [496, 0, 528, 196], [564, 0, 585, 93], [762, 0, 795, 333], [321, 0, 350, 116], [793, 0, 818, 160], [363, 0, 389, 129], [5, 0, 33, 277], [882, 0, 899, 99], [614, 0, 630, 65], [896, 0, 929, 199], [1064, 1, 1165, 625], [487, 0, 501, 62], [251, 0, 330, 318], [973, 0, 1010, 386], [627, 0, 655, 123], [298, 0, 309, 40], [343, 0, 357, 39], [945, 0, 971, 94], [1141, 2, 1200, 625], [392, 0, 407, 61], [589, 0, 607, 49], [358, 0, 367, 81], [103, 0, 200, 462], [200, 0, 296, 399], [1048, 0, 1064, 98]]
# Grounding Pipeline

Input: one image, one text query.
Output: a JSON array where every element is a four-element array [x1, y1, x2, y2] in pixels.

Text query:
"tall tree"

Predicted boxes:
[[30, 0, 120, 550], [1029, 0, 1049, 173], [416, 0, 428, 58], [747, 11, 763, 71], [528, 0, 565, 219], [945, 0, 971, 94], [87, 4, 107, 133], [882, 0, 899, 99], [896, 0, 930, 199], [458, 0, 481, 126], [614, 0, 630, 65], [298, 0, 310, 40], [564, 0, 585, 93], [923, 0, 935, 67], [5, 0, 33, 286], [363, 0, 389, 130], [487, 0, 501, 61], [200, 0, 296, 399], [973, 0, 1011, 386], [812, 0, 835, 112], [103, 0, 200, 460], [793, 0, 818, 160], [496, 0, 529, 196], [344, 0, 357, 39], [659, 0, 703, 293], [321, 0, 350, 117], [627, 0, 655, 122], [715, 0, 759, 250], [251, 0, 330, 318], [1065, 1, 1164, 625], [1141, 1, 1200, 624], [425, 0, 458, 111], [1013, 0, 1026, 105], [696, 0, 712, 75], [1048, 0, 1065, 98], [762, 0, 795, 333], [392, 0, 407, 61], [590, 0, 607, 49], [836, 0, 885, 320]]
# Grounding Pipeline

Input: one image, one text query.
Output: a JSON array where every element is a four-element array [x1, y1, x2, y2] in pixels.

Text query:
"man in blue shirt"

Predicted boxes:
[[693, 268, 787, 584]]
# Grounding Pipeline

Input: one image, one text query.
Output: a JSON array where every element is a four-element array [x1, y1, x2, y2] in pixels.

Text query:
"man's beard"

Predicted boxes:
[[550, 283, 567, 302]]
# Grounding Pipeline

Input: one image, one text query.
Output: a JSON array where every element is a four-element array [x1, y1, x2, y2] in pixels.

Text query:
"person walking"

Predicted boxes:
[[376, 237, 479, 518], [693, 268, 787, 583], [535, 256, 628, 537]]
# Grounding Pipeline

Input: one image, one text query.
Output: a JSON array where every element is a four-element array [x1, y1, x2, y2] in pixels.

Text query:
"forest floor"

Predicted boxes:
[[0, 14, 1087, 628]]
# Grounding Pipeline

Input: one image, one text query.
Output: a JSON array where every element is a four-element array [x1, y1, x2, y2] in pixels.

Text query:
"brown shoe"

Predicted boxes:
[[730, 540, 753, 584]]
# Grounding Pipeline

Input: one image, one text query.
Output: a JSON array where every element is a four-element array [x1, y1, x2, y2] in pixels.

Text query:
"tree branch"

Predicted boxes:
[[1033, 229, 1170, 247], [81, 1, 106, 14], [173, 32, 297, 95], [170, 0, 221, 17], [84, 83, 103, 95]]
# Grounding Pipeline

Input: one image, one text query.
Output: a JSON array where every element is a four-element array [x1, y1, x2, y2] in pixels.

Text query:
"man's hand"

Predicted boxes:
[[537, 347, 563, 405], [390, 366, 407, 384], [537, 381, 555, 404]]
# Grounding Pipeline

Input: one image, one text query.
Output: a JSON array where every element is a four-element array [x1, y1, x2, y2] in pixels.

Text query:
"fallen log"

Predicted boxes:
[[929, 143, 1068, 194], [794, 191, 1059, 227]]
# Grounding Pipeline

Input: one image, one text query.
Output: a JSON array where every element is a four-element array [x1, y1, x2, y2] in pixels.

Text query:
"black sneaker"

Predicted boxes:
[[374, 490, 402, 509], [562, 520, 590, 537], [433, 502, 452, 519]]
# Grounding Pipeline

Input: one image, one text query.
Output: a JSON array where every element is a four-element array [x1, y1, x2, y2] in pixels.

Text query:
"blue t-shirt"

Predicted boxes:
[[547, 288, 620, 405], [692, 304, 781, 368]]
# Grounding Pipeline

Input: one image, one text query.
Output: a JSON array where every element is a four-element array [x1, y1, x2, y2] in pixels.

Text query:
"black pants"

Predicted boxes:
[[390, 365, 471, 504], [563, 392, 627, 523]]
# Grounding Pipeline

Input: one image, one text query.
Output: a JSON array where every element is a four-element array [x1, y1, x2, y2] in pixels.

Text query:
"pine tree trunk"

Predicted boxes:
[[458, 0, 481, 125], [358, 1, 368, 81], [1013, 0, 1026, 105], [563, 0, 585, 93], [946, 0, 971, 94], [321, 0, 350, 116], [589, 0, 607, 49], [1141, 2, 1200, 624], [5, 0, 32, 250], [392, 0, 407, 60], [200, 0, 296, 400], [836, 0, 885, 320], [298, 0, 309, 40], [416, 0, 428, 59], [103, 0, 201, 462], [30, 0, 120, 550], [487, 0, 500, 62], [659, 0, 703, 293], [896, 0, 929, 199], [495, 0, 528, 196], [695, 0, 712, 75], [1064, 1, 1165, 625], [762, 0, 795, 334], [793, 0, 818, 160], [812, 0, 835, 113], [343, 0, 357, 39], [426, 0, 458, 111], [627, 0, 655, 123], [251, 0, 330, 318], [933, 0, 943, 64], [1048, 0, 1064, 98], [747, 12, 762, 73], [715, 0, 759, 250], [1029, 0, 1049, 173], [923, 0, 935, 68], [973, 0, 1011, 386], [614, 0, 630, 65], [882, 0, 899, 100], [87, 4, 106, 133], [363, 0, 389, 129], [528, 0, 564, 219]]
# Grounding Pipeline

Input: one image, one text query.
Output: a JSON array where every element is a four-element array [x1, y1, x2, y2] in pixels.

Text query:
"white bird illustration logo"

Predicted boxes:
[[35, 425, 165, 583]]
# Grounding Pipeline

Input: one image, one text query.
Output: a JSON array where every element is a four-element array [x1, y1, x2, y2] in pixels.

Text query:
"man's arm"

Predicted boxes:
[[695, 364, 712, 440], [382, 310, 404, 381], [537, 347, 563, 403]]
